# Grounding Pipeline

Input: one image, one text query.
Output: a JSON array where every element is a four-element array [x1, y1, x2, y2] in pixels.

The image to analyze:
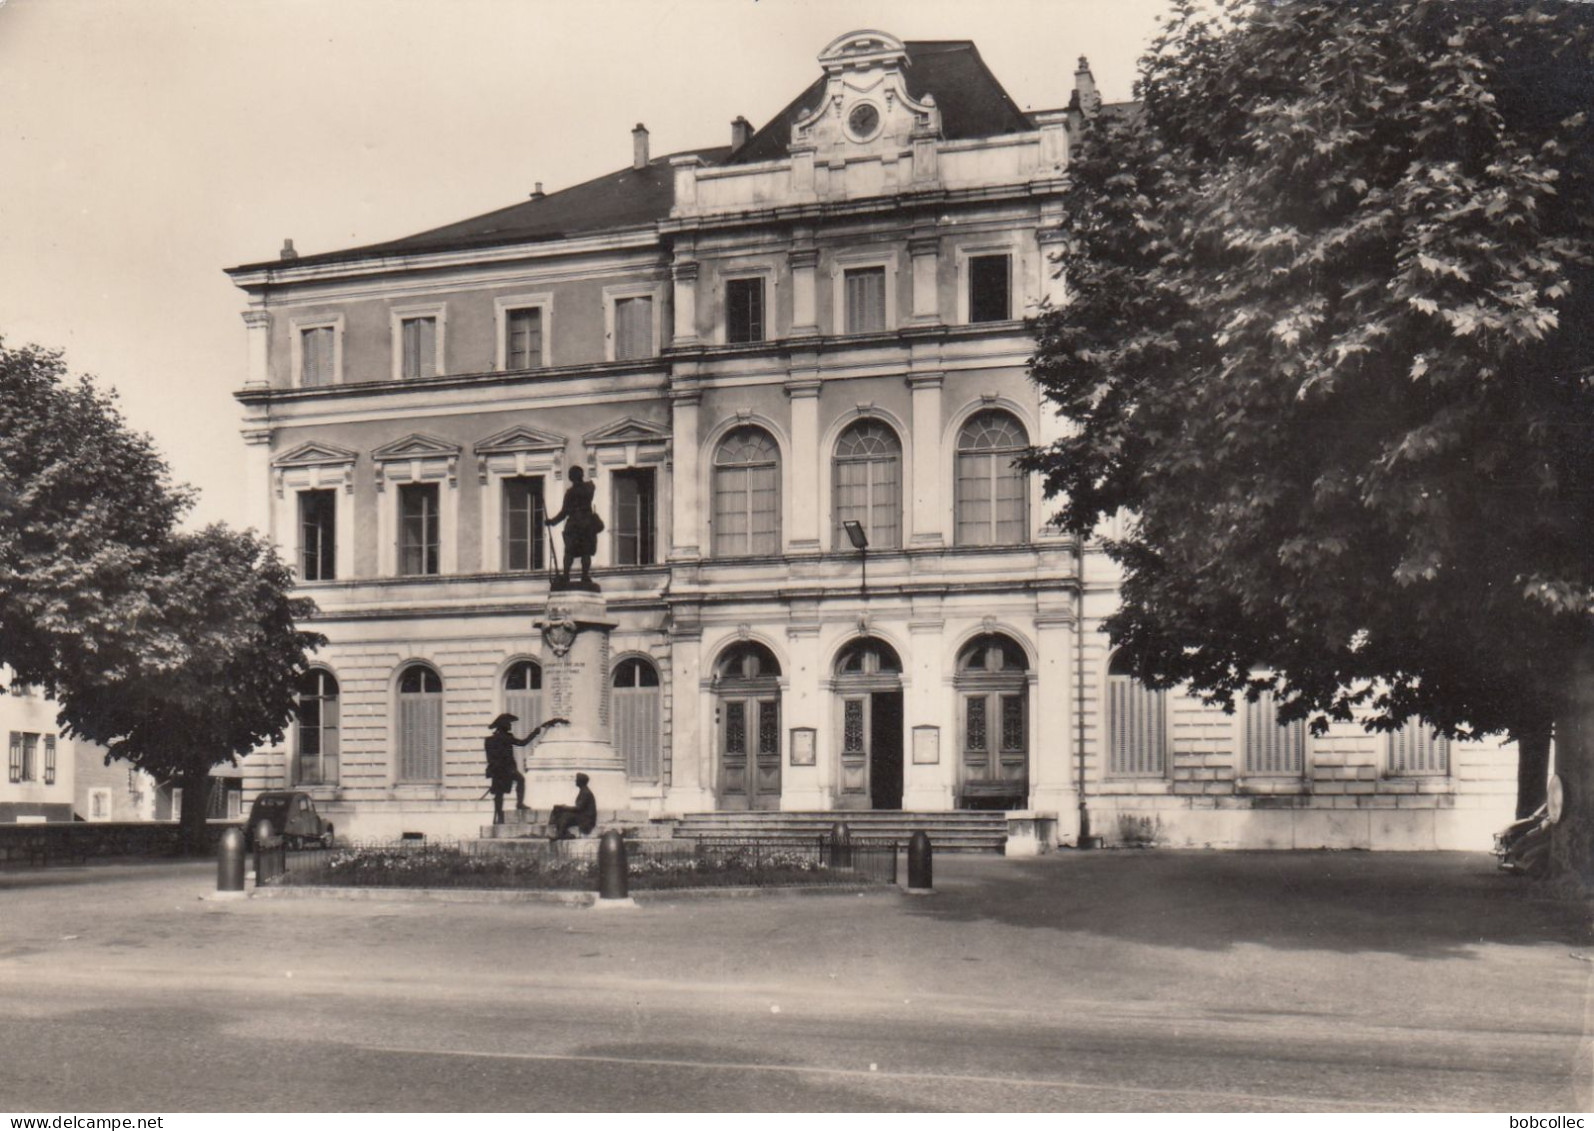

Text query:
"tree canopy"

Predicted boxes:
[[1027, 1, 1594, 870], [0, 340, 323, 847]]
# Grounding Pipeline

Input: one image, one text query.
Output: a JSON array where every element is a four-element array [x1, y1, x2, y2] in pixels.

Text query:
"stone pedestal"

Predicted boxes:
[[526, 589, 630, 812]]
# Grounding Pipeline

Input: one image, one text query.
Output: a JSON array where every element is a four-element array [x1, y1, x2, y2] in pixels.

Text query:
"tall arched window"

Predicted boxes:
[[834, 420, 902, 550], [955, 634, 1030, 807], [1107, 653, 1167, 777], [503, 660, 543, 741], [613, 658, 662, 782], [955, 410, 1028, 546], [294, 669, 339, 786], [397, 664, 443, 782], [714, 642, 782, 809], [713, 427, 781, 557]]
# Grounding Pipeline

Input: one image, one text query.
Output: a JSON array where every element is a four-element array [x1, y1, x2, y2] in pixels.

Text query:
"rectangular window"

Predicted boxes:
[[503, 476, 546, 572], [89, 788, 111, 820], [20, 733, 38, 782], [1244, 692, 1306, 776], [844, 266, 887, 333], [1389, 722, 1450, 775], [614, 296, 654, 361], [611, 468, 656, 566], [8, 732, 20, 783], [300, 327, 335, 387], [969, 255, 1011, 323], [726, 278, 765, 344], [399, 483, 441, 576], [505, 307, 543, 370], [400, 316, 437, 380], [298, 490, 337, 581], [43, 735, 55, 785]]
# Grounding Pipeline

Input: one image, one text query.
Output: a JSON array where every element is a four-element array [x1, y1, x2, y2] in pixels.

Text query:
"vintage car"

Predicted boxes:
[[245, 791, 335, 850]]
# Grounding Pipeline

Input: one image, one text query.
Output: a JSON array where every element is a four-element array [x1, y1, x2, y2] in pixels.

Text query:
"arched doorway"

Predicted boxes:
[[955, 634, 1030, 809], [714, 641, 782, 810], [833, 638, 904, 810]]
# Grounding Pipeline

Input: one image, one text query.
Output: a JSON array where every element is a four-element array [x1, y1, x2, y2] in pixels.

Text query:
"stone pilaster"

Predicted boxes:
[[907, 372, 946, 547], [785, 376, 822, 552], [907, 233, 941, 325], [788, 246, 819, 337], [241, 308, 271, 389], [669, 389, 702, 560], [671, 261, 699, 344], [1031, 607, 1079, 837], [241, 426, 275, 547], [901, 616, 953, 809]]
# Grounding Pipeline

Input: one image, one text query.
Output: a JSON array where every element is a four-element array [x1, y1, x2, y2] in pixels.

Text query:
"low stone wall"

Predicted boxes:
[[0, 821, 241, 865]]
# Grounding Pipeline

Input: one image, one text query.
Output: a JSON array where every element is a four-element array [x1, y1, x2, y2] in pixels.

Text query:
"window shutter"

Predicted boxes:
[[8, 732, 20, 783], [615, 296, 653, 360], [400, 693, 442, 781], [615, 679, 660, 781], [1110, 675, 1167, 777], [44, 735, 56, 785], [506, 689, 543, 740]]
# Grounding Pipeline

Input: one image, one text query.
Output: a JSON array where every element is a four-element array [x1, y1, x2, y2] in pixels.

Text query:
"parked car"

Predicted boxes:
[[246, 791, 334, 850], [1494, 804, 1550, 878]]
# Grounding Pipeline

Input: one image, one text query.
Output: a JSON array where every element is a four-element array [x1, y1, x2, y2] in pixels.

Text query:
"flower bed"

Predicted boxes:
[[267, 840, 895, 891]]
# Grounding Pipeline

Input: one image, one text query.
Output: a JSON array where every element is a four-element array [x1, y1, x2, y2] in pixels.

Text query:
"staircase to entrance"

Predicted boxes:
[[670, 810, 1010, 853]]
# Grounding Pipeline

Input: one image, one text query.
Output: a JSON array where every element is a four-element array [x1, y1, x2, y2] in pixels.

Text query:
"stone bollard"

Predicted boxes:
[[593, 829, 636, 910], [828, 821, 853, 869], [215, 827, 246, 898], [907, 830, 934, 895]]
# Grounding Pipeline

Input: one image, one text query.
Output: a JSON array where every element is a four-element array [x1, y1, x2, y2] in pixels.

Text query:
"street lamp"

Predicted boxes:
[[842, 520, 868, 596]]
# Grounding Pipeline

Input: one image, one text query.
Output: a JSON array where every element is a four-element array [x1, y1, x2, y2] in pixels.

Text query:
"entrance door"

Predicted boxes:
[[833, 638, 905, 811], [720, 696, 781, 810], [869, 690, 903, 810]]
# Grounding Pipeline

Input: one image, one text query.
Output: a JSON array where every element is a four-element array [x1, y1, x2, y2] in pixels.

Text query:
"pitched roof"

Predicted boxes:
[[230, 39, 1036, 274], [229, 145, 731, 273], [729, 40, 1034, 165]]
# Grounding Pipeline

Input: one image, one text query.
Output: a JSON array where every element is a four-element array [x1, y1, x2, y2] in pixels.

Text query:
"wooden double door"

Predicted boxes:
[[836, 689, 904, 810], [718, 694, 782, 810]]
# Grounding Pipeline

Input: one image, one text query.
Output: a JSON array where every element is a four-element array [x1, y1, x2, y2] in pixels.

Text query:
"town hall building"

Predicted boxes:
[[226, 30, 1516, 849]]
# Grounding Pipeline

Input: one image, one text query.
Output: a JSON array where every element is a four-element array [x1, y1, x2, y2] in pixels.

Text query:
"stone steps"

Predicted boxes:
[[669, 810, 1009, 853]]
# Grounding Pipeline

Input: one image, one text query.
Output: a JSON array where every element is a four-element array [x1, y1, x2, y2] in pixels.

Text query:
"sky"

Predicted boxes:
[[0, 0, 1168, 527]]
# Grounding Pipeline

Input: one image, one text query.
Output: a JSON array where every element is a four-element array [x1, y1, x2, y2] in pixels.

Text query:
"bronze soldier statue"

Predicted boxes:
[[546, 466, 603, 588]]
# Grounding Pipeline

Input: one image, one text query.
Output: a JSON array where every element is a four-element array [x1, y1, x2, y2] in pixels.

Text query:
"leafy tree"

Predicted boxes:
[[63, 526, 325, 852], [0, 340, 323, 849], [0, 340, 191, 697], [1028, 1, 1594, 881]]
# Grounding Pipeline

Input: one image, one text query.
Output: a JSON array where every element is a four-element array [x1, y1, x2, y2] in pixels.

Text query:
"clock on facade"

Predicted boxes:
[[847, 102, 881, 139]]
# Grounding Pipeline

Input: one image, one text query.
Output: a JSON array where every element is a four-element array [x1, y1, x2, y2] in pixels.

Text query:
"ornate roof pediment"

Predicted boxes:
[[473, 424, 568, 457], [582, 417, 671, 448], [272, 440, 359, 469], [792, 28, 941, 160], [370, 433, 463, 463]]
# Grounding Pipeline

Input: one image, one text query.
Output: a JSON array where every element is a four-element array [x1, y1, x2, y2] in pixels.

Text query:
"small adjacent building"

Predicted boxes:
[[224, 29, 1516, 849]]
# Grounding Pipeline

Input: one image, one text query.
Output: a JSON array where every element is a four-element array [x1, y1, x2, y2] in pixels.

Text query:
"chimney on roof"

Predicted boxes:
[[279, 238, 298, 261], [529, 182, 545, 199], [1074, 56, 1101, 116], [730, 115, 753, 153], [632, 123, 649, 170]]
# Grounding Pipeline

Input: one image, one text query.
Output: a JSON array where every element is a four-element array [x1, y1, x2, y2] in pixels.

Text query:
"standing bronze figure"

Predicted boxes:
[[546, 466, 604, 588]]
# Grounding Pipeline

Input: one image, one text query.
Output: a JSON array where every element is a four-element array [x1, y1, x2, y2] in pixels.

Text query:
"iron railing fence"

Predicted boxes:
[[255, 834, 899, 891]]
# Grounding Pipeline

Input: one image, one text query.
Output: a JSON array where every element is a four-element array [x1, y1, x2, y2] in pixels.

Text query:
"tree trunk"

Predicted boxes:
[[1549, 649, 1594, 893], [1516, 718, 1553, 819], [178, 762, 211, 856]]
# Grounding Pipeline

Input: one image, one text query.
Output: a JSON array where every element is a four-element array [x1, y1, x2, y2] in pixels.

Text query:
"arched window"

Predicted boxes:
[[1243, 688, 1306, 777], [955, 411, 1028, 547], [714, 642, 782, 809], [833, 420, 902, 550], [1107, 653, 1167, 778], [613, 658, 662, 782], [503, 660, 543, 741], [397, 664, 443, 782], [834, 637, 903, 677], [955, 634, 1030, 807], [1388, 719, 1450, 776], [713, 427, 781, 557], [294, 669, 339, 786]]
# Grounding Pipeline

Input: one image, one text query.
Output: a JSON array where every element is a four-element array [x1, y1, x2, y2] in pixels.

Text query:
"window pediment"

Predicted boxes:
[[371, 433, 461, 490], [473, 424, 567, 484], [584, 417, 670, 470], [272, 441, 358, 497]]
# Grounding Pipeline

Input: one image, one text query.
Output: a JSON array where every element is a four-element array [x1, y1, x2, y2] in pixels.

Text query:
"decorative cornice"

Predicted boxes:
[[272, 440, 358, 469], [472, 424, 567, 457]]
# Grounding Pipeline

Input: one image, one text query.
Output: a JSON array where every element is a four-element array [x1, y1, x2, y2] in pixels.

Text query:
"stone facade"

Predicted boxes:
[[225, 30, 1515, 848]]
